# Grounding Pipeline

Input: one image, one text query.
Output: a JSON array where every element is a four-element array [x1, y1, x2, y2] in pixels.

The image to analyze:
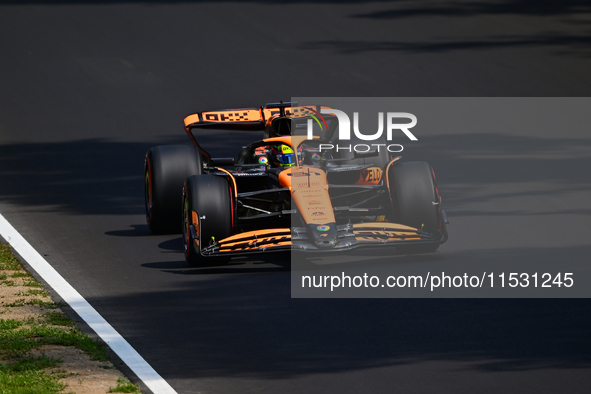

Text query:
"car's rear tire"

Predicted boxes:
[[388, 161, 441, 253], [145, 145, 203, 234], [183, 175, 233, 266]]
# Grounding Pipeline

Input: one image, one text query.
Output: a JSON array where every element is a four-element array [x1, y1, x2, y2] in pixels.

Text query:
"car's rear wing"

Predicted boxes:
[[183, 102, 336, 162], [183, 102, 335, 130], [184, 108, 266, 130]]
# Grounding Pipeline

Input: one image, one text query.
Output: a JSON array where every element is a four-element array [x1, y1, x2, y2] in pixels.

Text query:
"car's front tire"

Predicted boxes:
[[183, 175, 233, 266], [388, 161, 441, 253]]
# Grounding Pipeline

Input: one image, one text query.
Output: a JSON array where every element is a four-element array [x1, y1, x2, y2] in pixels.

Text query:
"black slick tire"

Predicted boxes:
[[183, 175, 233, 266], [388, 161, 441, 253], [145, 145, 203, 234]]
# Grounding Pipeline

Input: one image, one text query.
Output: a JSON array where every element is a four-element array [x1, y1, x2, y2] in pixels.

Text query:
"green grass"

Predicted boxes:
[[10, 272, 31, 279], [15, 289, 50, 298], [0, 244, 21, 271], [22, 280, 43, 288], [4, 299, 63, 309], [0, 243, 129, 392], [0, 355, 66, 393], [0, 319, 27, 330], [41, 312, 74, 327], [108, 378, 141, 393], [0, 324, 108, 361]]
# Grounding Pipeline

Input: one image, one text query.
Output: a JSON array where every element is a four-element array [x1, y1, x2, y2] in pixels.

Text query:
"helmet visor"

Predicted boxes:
[[276, 153, 295, 166]]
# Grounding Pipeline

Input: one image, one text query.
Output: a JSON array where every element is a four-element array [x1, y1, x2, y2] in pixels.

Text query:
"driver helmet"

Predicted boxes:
[[270, 144, 295, 168]]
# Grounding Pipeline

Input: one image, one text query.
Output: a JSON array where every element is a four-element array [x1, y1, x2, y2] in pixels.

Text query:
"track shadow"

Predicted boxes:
[[0, 131, 255, 216], [0, 0, 589, 61], [353, 0, 591, 19], [86, 245, 591, 383], [0, 0, 587, 12], [105, 224, 152, 237], [301, 34, 591, 58], [1, 133, 589, 218], [142, 250, 291, 275]]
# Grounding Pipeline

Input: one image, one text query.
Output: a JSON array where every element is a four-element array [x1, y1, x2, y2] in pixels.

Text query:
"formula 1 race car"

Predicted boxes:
[[144, 102, 448, 265]]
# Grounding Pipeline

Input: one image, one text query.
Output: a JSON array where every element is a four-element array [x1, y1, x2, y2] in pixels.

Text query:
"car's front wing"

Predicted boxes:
[[199, 222, 447, 257]]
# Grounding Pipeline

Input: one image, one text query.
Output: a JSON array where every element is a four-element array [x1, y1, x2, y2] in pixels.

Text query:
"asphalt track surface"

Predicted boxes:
[[1, 1, 591, 393]]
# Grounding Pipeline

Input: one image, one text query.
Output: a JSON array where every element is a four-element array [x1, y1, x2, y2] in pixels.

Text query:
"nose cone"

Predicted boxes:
[[308, 223, 337, 248]]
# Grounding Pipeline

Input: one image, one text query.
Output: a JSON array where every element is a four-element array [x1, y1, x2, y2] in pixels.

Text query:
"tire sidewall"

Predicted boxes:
[[183, 174, 233, 265], [144, 145, 203, 234], [388, 161, 440, 233]]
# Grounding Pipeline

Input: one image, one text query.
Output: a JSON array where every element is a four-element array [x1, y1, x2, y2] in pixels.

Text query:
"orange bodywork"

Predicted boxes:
[[191, 211, 200, 247], [183, 106, 336, 129], [180, 105, 446, 256], [280, 166, 336, 226], [217, 228, 291, 252], [351, 222, 422, 242], [262, 105, 335, 120], [214, 167, 237, 199], [355, 166, 383, 185], [184, 110, 262, 127]]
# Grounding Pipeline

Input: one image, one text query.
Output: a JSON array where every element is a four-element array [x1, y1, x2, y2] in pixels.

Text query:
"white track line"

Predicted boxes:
[[0, 213, 178, 394]]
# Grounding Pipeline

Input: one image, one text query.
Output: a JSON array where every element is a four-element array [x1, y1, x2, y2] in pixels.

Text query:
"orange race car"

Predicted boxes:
[[144, 102, 448, 265]]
